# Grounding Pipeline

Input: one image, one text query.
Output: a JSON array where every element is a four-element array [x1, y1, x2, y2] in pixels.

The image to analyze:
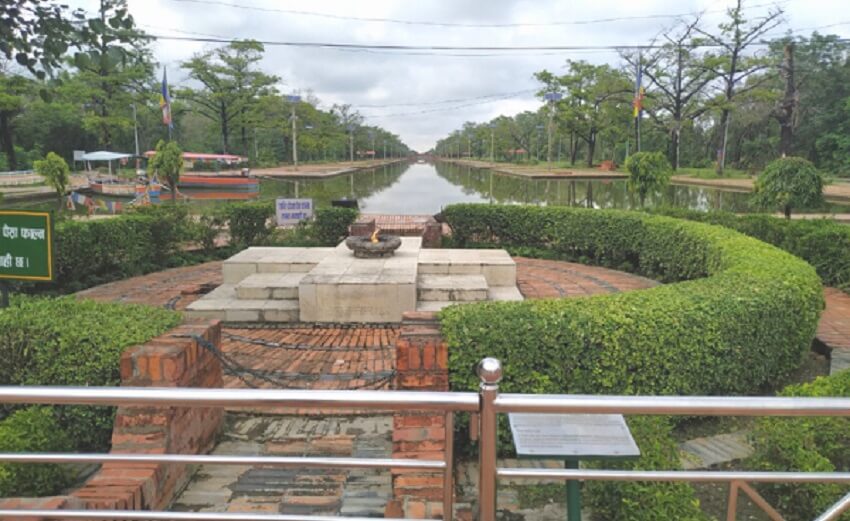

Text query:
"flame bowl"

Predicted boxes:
[[344, 235, 403, 259]]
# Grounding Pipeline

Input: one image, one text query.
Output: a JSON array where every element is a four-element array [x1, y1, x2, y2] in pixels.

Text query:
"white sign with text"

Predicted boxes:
[[276, 198, 314, 226]]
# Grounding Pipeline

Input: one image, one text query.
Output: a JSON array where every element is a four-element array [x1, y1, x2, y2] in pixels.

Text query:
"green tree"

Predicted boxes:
[[69, 0, 153, 150], [149, 139, 183, 201], [625, 151, 673, 206], [180, 40, 279, 155], [0, 0, 76, 77], [697, 0, 783, 175], [752, 156, 824, 218], [0, 71, 30, 170], [33, 151, 70, 206]]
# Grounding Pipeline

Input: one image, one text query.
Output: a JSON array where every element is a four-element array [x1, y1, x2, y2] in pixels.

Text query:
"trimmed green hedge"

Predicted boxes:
[[440, 204, 824, 518], [750, 369, 850, 520], [53, 205, 195, 293], [0, 296, 179, 496], [0, 407, 72, 497], [650, 207, 850, 293], [442, 205, 823, 397]]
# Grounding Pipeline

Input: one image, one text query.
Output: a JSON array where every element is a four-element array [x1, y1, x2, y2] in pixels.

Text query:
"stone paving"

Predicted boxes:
[[819, 288, 850, 375]]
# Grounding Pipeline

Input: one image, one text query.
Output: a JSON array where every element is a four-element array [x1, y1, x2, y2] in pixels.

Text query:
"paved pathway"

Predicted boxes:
[[671, 175, 850, 203], [819, 288, 850, 375]]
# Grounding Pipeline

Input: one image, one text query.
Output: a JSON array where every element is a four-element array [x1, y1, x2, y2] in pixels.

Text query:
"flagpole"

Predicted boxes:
[[635, 51, 641, 153]]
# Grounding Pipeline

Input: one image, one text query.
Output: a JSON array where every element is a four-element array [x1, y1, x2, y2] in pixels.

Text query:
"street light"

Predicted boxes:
[[287, 95, 301, 168], [488, 123, 495, 163]]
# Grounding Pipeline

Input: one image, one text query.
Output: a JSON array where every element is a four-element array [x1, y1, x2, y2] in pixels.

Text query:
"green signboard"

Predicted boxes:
[[0, 210, 55, 282]]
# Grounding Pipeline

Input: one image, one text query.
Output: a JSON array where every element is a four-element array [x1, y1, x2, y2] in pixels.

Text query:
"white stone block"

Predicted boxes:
[[222, 262, 258, 284]]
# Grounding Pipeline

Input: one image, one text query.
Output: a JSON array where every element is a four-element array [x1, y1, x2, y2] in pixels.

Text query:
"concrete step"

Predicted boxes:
[[184, 285, 300, 322], [417, 274, 489, 302], [235, 273, 306, 300], [679, 431, 753, 470]]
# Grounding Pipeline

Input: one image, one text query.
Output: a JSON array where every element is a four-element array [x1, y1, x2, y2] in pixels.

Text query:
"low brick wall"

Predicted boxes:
[[0, 320, 224, 517], [389, 311, 470, 520]]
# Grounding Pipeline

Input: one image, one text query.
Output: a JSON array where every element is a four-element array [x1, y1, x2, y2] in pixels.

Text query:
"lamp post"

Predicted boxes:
[[287, 95, 301, 168], [489, 123, 495, 163], [544, 92, 563, 170], [347, 124, 355, 162]]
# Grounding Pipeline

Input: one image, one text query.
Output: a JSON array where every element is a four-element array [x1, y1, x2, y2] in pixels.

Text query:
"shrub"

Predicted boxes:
[[222, 200, 274, 247], [626, 151, 673, 206], [586, 417, 708, 521], [0, 407, 72, 497], [441, 204, 823, 518], [650, 208, 850, 293], [441, 205, 822, 400], [54, 209, 192, 292], [33, 151, 70, 201], [750, 369, 850, 520], [751, 156, 825, 218], [0, 296, 180, 450], [149, 140, 184, 201], [311, 207, 358, 245]]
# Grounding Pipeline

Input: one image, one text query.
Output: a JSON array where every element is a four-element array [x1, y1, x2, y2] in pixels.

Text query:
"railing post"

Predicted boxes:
[[477, 358, 502, 521]]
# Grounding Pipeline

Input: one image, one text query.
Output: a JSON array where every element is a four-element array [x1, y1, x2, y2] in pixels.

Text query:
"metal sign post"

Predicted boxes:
[[509, 413, 640, 521]]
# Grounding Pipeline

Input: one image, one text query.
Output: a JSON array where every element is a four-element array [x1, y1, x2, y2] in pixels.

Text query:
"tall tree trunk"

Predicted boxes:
[[778, 43, 796, 157], [220, 102, 229, 153], [671, 127, 680, 171], [586, 131, 596, 168], [0, 113, 17, 171], [569, 131, 578, 165], [717, 108, 731, 175]]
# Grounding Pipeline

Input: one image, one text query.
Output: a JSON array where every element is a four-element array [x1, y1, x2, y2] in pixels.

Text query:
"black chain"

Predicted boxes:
[[172, 333, 395, 390]]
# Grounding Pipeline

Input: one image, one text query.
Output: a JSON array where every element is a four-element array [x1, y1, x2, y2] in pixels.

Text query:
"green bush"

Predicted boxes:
[[626, 151, 673, 206], [586, 417, 708, 521], [0, 296, 180, 450], [0, 407, 72, 497], [312, 207, 358, 245], [752, 156, 825, 218], [54, 206, 194, 292], [441, 204, 822, 399], [750, 369, 850, 520], [650, 208, 850, 293], [222, 200, 274, 247], [441, 204, 823, 517]]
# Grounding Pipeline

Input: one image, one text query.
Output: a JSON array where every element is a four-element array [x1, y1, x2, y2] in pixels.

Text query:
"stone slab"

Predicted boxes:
[[417, 274, 489, 302], [236, 273, 307, 300], [300, 238, 420, 323], [832, 349, 850, 375], [419, 248, 516, 286], [223, 247, 334, 283], [185, 285, 299, 323], [680, 431, 753, 470]]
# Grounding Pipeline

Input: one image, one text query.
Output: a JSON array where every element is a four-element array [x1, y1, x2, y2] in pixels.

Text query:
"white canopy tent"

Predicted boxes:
[[78, 151, 134, 175]]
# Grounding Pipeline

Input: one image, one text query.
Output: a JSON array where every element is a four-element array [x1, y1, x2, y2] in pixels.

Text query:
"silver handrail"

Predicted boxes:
[[2, 358, 850, 520], [476, 357, 850, 521]]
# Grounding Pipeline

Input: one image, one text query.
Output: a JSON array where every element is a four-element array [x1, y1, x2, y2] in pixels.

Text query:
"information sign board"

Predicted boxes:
[[508, 413, 640, 459], [0, 210, 54, 281], [275, 198, 314, 226]]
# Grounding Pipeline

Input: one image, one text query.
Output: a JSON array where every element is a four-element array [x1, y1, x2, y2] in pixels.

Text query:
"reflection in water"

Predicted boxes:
[[9, 161, 848, 215]]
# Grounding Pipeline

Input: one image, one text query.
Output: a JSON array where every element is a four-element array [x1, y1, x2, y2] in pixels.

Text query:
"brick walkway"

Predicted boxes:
[[515, 257, 659, 298]]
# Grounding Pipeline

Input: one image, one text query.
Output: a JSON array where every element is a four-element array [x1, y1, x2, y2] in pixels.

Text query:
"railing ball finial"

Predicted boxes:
[[477, 357, 502, 385]]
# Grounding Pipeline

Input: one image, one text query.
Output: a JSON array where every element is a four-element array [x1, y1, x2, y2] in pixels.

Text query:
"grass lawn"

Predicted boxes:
[[674, 167, 752, 179]]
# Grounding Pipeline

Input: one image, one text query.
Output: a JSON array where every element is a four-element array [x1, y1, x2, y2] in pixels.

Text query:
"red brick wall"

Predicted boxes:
[[390, 311, 459, 520], [0, 320, 224, 518]]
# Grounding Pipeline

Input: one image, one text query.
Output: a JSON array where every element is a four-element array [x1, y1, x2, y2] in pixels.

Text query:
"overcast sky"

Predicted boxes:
[[69, 0, 850, 151]]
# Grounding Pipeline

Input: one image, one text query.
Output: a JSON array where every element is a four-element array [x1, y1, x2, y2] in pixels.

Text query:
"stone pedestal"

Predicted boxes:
[[300, 238, 420, 323]]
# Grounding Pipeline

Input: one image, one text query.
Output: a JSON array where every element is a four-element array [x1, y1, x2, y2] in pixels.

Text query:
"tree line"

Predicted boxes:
[[0, 0, 410, 172], [435, 1, 850, 176]]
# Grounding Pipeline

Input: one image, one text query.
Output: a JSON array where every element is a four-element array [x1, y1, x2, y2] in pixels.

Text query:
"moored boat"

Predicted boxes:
[[89, 179, 138, 197]]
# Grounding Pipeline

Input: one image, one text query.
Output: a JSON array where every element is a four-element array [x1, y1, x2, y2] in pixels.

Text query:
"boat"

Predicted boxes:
[[177, 175, 259, 191], [88, 178, 139, 197]]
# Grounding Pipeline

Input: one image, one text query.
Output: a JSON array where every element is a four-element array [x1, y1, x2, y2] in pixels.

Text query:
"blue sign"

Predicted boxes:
[[275, 198, 313, 226], [287, 95, 302, 103]]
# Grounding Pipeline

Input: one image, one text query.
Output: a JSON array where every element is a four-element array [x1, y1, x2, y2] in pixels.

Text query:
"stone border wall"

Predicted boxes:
[[389, 312, 470, 520], [0, 320, 224, 517]]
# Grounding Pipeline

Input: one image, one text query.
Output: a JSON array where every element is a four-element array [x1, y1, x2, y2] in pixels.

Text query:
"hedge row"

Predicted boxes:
[[750, 369, 850, 520], [650, 207, 850, 293], [0, 296, 180, 496], [55, 205, 193, 292], [439, 204, 824, 518]]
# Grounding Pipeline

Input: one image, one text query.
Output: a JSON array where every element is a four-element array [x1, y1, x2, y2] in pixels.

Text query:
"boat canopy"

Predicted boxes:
[[143, 151, 248, 163], [79, 151, 134, 161]]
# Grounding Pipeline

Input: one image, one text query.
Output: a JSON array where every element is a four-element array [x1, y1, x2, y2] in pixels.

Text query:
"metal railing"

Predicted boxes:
[[0, 358, 849, 520]]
